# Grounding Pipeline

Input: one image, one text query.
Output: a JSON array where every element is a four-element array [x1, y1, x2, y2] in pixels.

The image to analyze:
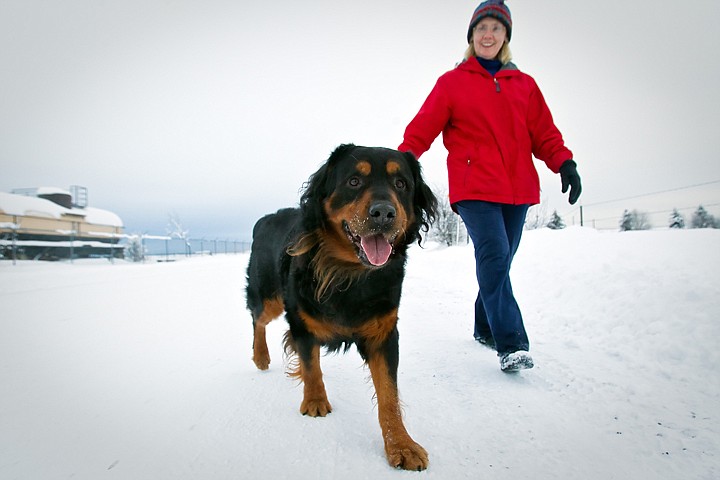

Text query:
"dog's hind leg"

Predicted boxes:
[[252, 297, 284, 370]]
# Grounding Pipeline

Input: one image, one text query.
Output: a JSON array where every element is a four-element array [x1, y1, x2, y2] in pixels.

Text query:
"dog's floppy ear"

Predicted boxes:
[[403, 151, 438, 245], [300, 143, 357, 230], [326, 143, 356, 168]]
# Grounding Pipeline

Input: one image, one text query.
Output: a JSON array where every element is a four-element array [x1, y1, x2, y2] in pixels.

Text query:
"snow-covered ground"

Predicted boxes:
[[1, 227, 718, 479]]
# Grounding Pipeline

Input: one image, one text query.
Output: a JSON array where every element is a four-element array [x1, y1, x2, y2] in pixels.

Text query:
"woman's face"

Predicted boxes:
[[472, 17, 507, 60]]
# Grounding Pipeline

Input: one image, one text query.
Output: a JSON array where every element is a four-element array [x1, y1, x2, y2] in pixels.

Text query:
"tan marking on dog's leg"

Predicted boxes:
[[252, 298, 284, 370], [367, 352, 428, 471], [299, 343, 332, 417], [358, 309, 399, 348]]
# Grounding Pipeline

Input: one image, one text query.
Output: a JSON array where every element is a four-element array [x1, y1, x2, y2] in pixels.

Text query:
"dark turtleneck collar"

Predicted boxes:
[[476, 56, 502, 76]]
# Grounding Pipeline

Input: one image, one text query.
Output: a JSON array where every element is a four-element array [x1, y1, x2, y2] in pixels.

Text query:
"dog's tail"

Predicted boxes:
[[282, 331, 301, 380]]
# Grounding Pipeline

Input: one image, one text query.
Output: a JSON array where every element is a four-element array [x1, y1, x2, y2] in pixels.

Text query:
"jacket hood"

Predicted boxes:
[[457, 58, 519, 76]]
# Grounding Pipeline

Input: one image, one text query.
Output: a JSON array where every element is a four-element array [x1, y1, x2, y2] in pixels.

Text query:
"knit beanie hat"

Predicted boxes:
[[467, 0, 512, 43]]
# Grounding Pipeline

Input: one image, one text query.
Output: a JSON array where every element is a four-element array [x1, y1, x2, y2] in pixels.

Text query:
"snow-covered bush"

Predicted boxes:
[[690, 205, 717, 229], [546, 210, 566, 230], [124, 235, 146, 262], [619, 209, 651, 231]]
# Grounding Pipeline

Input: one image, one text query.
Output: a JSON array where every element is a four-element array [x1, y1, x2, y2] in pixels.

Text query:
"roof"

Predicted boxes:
[[36, 187, 72, 196], [0, 191, 123, 227]]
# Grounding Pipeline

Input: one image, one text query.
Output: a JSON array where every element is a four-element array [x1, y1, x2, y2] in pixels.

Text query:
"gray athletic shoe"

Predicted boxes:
[[499, 351, 534, 372]]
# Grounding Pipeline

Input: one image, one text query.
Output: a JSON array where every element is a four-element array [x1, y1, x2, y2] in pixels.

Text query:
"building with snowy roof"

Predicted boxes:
[[0, 186, 124, 260]]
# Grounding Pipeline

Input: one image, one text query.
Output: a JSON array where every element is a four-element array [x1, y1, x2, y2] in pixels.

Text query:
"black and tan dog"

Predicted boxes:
[[246, 144, 437, 470]]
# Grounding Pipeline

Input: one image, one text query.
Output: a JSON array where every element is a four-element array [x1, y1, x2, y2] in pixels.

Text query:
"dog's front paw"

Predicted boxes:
[[252, 353, 270, 370], [300, 398, 332, 417], [386, 440, 429, 471]]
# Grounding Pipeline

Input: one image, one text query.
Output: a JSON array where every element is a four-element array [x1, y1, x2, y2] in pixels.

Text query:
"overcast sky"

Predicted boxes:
[[2, 0, 719, 238]]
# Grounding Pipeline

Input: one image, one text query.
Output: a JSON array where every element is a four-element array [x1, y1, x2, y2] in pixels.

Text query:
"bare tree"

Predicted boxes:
[[167, 213, 192, 255], [525, 199, 550, 230], [430, 188, 466, 246]]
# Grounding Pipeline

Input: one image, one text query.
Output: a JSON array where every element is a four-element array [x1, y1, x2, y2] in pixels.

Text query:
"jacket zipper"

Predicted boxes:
[[465, 158, 471, 185], [494, 77, 501, 93]]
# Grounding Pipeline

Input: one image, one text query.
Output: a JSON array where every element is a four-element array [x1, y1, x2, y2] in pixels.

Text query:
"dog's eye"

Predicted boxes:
[[395, 179, 407, 190], [348, 177, 362, 188]]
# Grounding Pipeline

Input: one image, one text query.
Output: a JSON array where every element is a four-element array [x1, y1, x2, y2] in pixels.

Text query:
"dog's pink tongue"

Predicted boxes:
[[360, 234, 392, 266]]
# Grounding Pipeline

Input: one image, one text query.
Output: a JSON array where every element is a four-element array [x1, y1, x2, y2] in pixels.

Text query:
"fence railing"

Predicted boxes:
[[0, 225, 250, 264], [132, 235, 251, 262]]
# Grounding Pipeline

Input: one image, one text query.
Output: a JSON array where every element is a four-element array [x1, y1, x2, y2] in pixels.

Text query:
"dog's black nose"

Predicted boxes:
[[369, 202, 396, 226]]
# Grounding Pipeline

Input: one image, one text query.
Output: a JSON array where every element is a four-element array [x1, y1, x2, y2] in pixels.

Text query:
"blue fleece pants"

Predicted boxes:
[[454, 201, 530, 355]]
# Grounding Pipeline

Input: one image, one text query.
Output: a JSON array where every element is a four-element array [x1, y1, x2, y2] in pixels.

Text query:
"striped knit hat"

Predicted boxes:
[[467, 0, 512, 43]]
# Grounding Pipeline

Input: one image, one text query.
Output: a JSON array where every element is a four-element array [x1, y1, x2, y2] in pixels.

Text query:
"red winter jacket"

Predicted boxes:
[[399, 58, 573, 206]]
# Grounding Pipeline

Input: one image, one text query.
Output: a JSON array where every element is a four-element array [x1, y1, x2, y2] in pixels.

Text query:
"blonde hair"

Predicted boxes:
[[463, 41, 513, 65]]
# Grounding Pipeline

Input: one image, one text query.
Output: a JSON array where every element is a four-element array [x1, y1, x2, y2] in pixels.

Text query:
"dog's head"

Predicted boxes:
[[297, 144, 437, 268]]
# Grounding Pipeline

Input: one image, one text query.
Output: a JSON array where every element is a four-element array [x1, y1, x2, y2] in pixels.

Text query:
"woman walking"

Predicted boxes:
[[399, 0, 582, 371]]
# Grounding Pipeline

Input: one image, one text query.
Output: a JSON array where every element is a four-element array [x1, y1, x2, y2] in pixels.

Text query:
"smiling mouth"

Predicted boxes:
[[343, 221, 394, 267]]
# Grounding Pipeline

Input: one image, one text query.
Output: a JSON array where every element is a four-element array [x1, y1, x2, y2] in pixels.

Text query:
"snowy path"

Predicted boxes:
[[1, 228, 718, 479]]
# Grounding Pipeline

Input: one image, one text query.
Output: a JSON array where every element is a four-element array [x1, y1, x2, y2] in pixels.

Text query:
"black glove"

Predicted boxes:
[[559, 160, 582, 205]]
